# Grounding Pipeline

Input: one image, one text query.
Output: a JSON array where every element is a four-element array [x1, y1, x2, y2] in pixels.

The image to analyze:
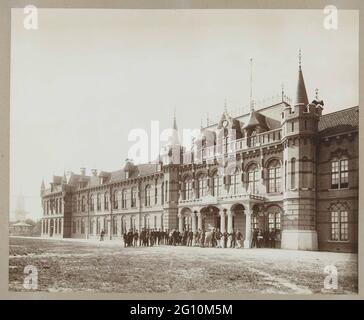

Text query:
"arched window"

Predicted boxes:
[[212, 171, 222, 197], [197, 174, 207, 198], [268, 211, 281, 231], [130, 216, 136, 230], [113, 216, 118, 235], [154, 185, 158, 204], [121, 216, 127, 234], [268, 159, 282, 193], [161, 182, 164, 204], [330, 202, 349, 241], [90, 195, 95, 212], [90, 219, 95, 235], [122, 189, 127, 208], [165, 181, 168, 202], [290, 158, 296, 189], [284, 160, 287, 191], [96, 193, 101, 211], [96, 218, 101, 234], [302, 156, 310, 188], [131, 187, 137, 208], [55, 199, 58, 214], [182, 176, 192, 200], [59, 198, 62, 214], [184, 215, 192, 231], [230, 168, 240, 195], [144, 215, 150, 229], [104, 192, 109, 210], [113, 190, 119, 209], [247, 163, 259, 194], [331, 158, 348, 189], [81, 196, 86, 212], [81, 218, 85, 234], [145, 185, 151, 206]]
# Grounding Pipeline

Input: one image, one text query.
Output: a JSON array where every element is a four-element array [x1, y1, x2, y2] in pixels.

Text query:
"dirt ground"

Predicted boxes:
[[9, 237, 358, 295]]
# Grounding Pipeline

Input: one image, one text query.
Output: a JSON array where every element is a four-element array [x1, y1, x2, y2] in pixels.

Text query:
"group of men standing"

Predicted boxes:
[[251, 228, 276, 248], [99, 226, 277, 249]]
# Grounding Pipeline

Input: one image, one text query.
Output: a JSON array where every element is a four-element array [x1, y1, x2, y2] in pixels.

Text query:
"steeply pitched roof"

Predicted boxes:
[[244, 110, 269, 130], [295, 67, 309, 105], [319, 106, 359, 135]]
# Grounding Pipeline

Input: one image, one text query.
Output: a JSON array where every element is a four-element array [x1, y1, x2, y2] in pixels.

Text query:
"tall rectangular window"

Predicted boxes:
[[331, 159, 349, 189], [331, 210, 348, 241]]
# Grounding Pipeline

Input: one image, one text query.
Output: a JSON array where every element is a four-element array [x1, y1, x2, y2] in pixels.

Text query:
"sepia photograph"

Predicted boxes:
[[5, 5, 359, 297]]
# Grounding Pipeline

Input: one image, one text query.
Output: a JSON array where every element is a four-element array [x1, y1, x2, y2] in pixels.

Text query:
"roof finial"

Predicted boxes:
[[281, 82, 285, 101], [250, 58, 254, 112], [298, 48, 302, 70], [200, 117, 203, 129], [206, 112, 210, 126], [315, 88, 319, 100], [224, 98, 228, 114]]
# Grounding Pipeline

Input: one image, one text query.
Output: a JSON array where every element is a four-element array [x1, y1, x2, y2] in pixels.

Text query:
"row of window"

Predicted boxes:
[[42, 218, 62, 235], [73, 182, 169, 213], [73, 215, 162, 235], [181, 161, 281, 200], [44, 198, 63, 215]]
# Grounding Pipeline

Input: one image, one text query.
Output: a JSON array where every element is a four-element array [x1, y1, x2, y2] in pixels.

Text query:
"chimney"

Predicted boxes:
[[91, 169, 98, 176], [80, 168, 86, 176]]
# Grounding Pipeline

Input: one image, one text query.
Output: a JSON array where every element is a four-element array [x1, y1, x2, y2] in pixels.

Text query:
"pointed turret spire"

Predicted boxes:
[[250, 58, 255, 111], [167, 109, 180, 146], [295, 49, 309, 106], [41, 179, 45, 190], [173, 107, 177, 131]]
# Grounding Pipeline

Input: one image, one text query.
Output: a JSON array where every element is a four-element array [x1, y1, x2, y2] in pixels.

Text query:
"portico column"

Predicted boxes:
[[220, 210, 226, 233], [227, 210, 233, 234], [191, 212, 197, 232], [197, 212, 202, 230], [178, 213, 184, 233], [244, 208, 252, 248]]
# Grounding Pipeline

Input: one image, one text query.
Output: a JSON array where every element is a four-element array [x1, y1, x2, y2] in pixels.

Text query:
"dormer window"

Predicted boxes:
[[250, 131, 257, 147]]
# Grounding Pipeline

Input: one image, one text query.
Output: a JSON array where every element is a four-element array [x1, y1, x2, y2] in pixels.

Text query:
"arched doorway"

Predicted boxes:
[[200, 206, 220, 231], [251, 204, 282, 248], [231, 203, 246, 235]]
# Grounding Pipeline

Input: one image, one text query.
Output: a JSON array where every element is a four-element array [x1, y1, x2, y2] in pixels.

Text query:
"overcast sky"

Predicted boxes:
[[10, 9, 358, 220]]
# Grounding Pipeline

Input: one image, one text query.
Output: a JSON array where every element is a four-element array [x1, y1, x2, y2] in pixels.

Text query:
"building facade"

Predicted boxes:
[[40, 61, 358, 253]]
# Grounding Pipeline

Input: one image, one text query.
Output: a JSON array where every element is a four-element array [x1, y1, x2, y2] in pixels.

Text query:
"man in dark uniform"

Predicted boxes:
[[252, 228, 258, 248], [223, 231, 228, 248], [187, 230, 193, 246], [127, 229, 133, 247], [269, 229, 276, 248], [133, 230, 139, 247]]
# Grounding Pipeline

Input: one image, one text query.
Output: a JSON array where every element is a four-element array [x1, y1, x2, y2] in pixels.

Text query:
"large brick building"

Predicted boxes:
[[40, 60, 358, 253]]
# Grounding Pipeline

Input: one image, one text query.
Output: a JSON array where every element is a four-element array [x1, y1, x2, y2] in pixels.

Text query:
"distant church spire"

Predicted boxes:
[[250, 58, 255, 111], [173, 107, 178, 131], [295, 49, 309, 106]]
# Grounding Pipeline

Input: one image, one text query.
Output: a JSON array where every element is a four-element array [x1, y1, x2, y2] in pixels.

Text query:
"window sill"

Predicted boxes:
[[328, 188, 349, 191], [327, 240, 350, 243]]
